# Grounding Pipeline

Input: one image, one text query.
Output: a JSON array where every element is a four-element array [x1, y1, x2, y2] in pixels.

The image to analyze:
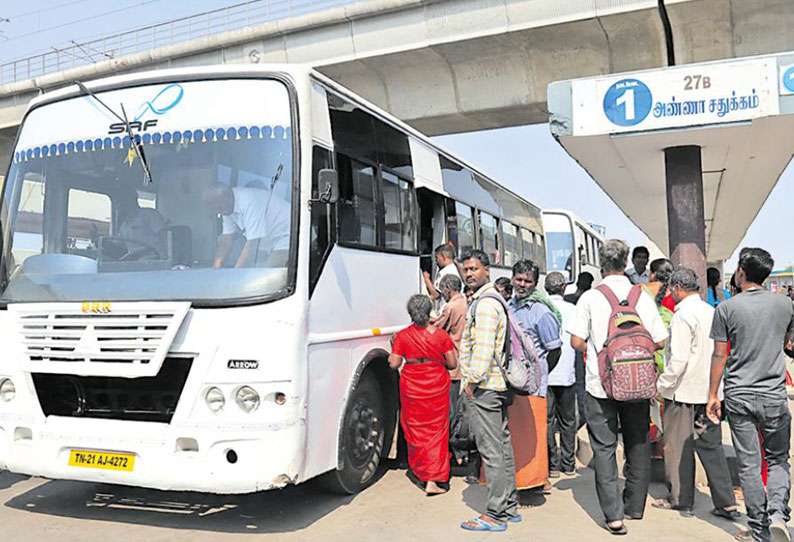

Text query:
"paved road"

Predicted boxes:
[[0, 464, 751, 542]]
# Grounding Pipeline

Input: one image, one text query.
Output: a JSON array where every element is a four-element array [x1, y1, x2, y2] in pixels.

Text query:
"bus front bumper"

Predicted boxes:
[[0, 417, 306, 493]]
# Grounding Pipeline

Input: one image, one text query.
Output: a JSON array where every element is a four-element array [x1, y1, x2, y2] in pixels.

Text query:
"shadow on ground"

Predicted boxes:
[[555, 468, 744, 538], [3, 473, 360, 534], [0, 471, 29, 491]]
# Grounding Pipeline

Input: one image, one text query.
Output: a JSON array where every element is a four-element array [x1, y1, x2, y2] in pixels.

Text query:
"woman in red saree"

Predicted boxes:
[[390, 294, 458, 495]]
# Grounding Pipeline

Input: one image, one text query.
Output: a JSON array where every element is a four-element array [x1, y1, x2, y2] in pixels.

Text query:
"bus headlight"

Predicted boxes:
[[205, 387, 225, 413], [235, 386, 260, 413], [0, 379, 15, 402]]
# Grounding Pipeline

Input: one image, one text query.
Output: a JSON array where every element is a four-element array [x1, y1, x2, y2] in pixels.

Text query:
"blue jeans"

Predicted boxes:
[[726, 393, 791, 542]]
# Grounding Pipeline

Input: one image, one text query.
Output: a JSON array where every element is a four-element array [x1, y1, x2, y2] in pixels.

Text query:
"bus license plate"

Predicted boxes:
[[68, 450, 135, 472]]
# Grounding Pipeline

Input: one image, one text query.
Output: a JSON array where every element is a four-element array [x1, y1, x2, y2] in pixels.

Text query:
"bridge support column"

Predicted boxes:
[[664, 145, 707, 287], [0, 129, 14, 184]]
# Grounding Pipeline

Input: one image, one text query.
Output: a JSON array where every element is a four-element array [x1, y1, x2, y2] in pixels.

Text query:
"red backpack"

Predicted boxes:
[[596, 284, 658, 402]]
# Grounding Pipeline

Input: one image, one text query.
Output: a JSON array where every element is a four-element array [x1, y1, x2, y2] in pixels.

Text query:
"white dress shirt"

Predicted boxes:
[[567, 274, 668, 399], [549, 294, 577, 387], [657, 293, 721, 403]]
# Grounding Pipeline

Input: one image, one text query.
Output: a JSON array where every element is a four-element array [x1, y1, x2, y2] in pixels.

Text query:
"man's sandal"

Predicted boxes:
[[461, 517, 507, 532]]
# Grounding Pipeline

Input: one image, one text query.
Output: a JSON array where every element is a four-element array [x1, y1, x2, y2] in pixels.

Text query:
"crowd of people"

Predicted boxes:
[[387, 239, 794, 541]]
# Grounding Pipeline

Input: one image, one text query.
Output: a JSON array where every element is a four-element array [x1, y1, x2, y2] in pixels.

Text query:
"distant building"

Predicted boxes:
[[765, 269, 794, 293]]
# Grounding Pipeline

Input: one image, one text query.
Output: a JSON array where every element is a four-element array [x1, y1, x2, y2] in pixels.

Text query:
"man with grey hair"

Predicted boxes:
[[652, 267, 738, 519], [203, 182, 290, 268], [568, 239, 667, 535], [545, 271, 578, 477]]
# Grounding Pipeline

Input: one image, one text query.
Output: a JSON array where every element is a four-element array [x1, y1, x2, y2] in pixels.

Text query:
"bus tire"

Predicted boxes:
[[319, 371, 387, 494]]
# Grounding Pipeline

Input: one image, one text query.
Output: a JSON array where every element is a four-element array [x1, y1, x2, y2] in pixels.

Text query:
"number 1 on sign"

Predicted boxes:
[[616, 88, 635, 121]]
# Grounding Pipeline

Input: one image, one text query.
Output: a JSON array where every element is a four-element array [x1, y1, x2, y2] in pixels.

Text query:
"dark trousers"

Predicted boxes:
[[547, 384, 577, 472], [449, 380, 467, 462], [663, 400, 736, 510], [466, 388, 519, 524], [575, 352, 587, 428], [726, 393, 791, 542], [585, 393, 651, 522]]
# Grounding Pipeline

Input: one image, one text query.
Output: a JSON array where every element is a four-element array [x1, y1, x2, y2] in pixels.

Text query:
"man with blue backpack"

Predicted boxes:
[[509, 260, 563, 491], [568, 239, 667, 536]]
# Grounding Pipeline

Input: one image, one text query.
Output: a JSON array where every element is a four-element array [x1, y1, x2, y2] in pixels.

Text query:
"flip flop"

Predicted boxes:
[[711, 507, 741, 520], [651, 499, 674, 510], [461, 517, 507, 532], [605, 522, 627, 536]]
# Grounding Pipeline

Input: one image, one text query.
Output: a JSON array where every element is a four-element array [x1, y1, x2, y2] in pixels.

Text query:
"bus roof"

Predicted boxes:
[[542, 209, 604, 240], [24, 63, 542, 217]]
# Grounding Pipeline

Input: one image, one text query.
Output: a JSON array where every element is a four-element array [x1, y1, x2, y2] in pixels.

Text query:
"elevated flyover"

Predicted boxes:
[[3, 0, 794, 139], [548, 52, 794, 276]]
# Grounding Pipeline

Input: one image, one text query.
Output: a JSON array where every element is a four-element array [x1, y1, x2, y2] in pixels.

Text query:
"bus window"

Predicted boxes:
[[382, 170, 415, 252], [67, 188, 111, 258], [521, 228, 533, 261], [11, 177, 45, 267], [577, 226, 589, 265], [439, 156, 474, 193], [479, 211, 500, 265], [546, 229, 574, 275], [328, 93, 377, 163], [535, 234, 547, 273], [454, 202, 475, 258], [338, 155, 377, 247], [310, 146, 334, 291], [375, 120, 413, 179], [502, 221, 520, 268]]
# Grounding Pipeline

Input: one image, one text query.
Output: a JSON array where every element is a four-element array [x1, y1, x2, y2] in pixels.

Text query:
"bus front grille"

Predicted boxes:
[[11, 302, 190, 377], [31, 357, 192, 423]]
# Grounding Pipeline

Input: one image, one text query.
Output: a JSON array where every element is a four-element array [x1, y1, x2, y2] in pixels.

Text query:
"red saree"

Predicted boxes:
[[392, 325, 453, 482]]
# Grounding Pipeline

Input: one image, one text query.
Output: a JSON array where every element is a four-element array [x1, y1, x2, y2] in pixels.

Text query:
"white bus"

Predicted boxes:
[[0, 64, 545, 495], [542, 209, 604, 286]]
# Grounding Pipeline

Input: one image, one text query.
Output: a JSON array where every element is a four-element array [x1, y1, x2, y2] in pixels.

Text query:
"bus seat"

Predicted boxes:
[[164, 226, 192, 266]]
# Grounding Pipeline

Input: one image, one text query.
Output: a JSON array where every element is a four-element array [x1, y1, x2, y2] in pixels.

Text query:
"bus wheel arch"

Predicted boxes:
[[319, 350, 398, 494]]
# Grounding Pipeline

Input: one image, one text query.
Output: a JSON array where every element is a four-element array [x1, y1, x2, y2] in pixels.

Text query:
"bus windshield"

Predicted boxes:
[[546, 231, 574, 276], [0, 78, 295, 305]]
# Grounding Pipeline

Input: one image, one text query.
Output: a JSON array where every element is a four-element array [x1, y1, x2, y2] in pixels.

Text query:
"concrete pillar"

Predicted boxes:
[[664, 145, 707, 287], [0, 129, 15, 185]]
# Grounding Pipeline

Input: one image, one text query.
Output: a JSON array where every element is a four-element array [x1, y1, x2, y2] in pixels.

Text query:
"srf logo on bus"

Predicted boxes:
[[82, 302, 112, 314]]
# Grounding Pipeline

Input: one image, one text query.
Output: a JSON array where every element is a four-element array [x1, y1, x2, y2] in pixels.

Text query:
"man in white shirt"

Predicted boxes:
[[625, 246, 650, 285], [652, 267, 738, 518], [545, 272, 578, 477], [203, 182, 290, 268], [568, 239, 667, 535], [423, 244, 461, 311]]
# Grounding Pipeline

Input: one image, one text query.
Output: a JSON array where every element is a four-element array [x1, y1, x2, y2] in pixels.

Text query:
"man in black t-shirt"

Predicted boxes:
[[708, 248, 794, 542]]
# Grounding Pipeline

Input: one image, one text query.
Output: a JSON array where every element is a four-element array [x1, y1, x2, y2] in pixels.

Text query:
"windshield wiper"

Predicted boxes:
[[74, 80, 154, 186]]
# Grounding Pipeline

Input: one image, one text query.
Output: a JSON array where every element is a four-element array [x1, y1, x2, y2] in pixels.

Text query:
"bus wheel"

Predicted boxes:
[[320, 372, 386, 494]]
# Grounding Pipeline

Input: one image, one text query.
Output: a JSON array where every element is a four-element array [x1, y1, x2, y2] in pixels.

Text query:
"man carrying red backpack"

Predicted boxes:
[[568, 239, 668, 536]]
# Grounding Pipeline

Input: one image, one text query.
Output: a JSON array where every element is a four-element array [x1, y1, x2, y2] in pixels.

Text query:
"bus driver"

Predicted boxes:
[[203, 182, 290, 268]]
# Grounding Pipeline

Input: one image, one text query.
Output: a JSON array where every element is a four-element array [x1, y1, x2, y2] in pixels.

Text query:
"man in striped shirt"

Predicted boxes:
[[459, 250, 519, 532]]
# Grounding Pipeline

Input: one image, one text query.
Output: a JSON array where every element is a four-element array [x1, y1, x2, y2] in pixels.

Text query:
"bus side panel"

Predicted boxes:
[[303, 246, 418, 480], [304, 342, 351, 479]]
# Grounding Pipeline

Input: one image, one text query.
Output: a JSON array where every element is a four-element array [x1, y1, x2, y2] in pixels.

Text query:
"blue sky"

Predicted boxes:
[[1, 0, 791, 270]]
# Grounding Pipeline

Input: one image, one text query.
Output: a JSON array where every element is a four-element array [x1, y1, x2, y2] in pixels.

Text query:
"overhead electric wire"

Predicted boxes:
[[1, 0, 166, 44], [4, 0, 96, 20]]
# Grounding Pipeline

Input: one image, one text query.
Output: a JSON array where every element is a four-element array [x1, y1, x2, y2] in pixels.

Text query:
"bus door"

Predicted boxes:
[[416, 187, 446, 277]]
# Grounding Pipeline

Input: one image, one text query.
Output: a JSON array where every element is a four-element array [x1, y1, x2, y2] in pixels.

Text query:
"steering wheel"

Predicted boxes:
[[99, 236, 161, 262]]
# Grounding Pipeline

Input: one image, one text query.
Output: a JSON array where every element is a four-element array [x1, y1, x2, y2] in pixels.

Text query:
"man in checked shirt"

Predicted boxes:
[[458, 249, 520, 533]]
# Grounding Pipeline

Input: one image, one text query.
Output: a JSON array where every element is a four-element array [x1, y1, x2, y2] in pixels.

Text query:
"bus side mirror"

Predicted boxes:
[[318, 169, 338, 204]]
